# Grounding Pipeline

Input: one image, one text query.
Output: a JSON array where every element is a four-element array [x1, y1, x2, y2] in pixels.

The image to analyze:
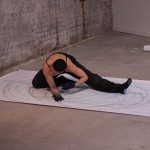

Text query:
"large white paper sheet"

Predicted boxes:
[[0, 70, 150, 117]]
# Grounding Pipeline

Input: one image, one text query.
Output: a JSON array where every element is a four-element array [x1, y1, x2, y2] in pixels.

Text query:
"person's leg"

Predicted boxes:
[[87, 74, 132, 94], [54, 75, 75, 87], [32, 70, 75, 89], [32, 69, 49, 88], [120, 78, 132, 94]]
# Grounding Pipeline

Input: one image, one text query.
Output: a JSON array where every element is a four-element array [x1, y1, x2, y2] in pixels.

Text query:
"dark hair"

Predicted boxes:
[[53, 59, 67, 72]]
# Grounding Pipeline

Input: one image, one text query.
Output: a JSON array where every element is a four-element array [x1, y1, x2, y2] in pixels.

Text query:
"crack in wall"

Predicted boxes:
[[80, 0, 86, 39], [55, 0, 60, 48], [74, 0, 79, 42]]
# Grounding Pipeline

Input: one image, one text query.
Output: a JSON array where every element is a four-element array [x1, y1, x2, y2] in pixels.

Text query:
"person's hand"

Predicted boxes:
[[62, 82, 75, 90], [52, 93, 64, 102]]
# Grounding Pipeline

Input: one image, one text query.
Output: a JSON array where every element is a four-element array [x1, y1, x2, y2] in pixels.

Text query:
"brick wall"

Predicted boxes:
[[0, 0, 112, 72]]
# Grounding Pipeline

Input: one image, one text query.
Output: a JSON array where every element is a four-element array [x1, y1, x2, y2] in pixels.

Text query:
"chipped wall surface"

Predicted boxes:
[[0, 0, 112, 71]]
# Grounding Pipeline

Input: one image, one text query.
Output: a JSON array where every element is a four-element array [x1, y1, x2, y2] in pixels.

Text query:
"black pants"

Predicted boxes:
[[32, 66, 122, 94], [85, 73, 122, 93], [32, 69, 75, 88]]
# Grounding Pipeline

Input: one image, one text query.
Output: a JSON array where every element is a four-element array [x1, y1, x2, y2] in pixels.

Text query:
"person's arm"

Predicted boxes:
[[42, 63, 64, 102], [42, 63, 59, 94], [68, 65, 88, 87]]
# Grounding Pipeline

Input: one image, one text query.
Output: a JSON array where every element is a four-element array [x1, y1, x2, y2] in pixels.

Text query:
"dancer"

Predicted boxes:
[[32, 52, 132, 102]]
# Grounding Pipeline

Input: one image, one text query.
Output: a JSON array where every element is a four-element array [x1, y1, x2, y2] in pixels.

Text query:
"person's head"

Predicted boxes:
[[52, 59, 67, 73]]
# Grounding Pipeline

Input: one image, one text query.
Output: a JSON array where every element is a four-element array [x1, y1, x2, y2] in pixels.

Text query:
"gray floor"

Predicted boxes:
[[0, 31, 150, 150]]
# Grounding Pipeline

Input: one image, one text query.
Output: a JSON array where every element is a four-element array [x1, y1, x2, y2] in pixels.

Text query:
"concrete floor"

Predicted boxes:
[[0, 31, 150, 150]]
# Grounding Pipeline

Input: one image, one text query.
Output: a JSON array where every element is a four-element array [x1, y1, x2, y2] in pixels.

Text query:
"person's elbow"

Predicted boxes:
[[84, 74, 88, 82]]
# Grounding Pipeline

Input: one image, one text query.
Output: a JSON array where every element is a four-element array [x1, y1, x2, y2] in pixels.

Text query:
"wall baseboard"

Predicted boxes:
[[113, 26, 150, 37]]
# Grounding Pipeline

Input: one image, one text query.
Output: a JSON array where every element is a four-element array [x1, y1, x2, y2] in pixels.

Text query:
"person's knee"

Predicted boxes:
[[32, 78, 40, 88]]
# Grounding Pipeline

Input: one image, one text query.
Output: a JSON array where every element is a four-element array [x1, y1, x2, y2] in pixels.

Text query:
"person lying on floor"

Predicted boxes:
[[32, 52, 132, 102]]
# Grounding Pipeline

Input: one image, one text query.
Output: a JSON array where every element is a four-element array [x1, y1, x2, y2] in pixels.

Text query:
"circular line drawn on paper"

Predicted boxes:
[[1, 78, 150, 110]]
